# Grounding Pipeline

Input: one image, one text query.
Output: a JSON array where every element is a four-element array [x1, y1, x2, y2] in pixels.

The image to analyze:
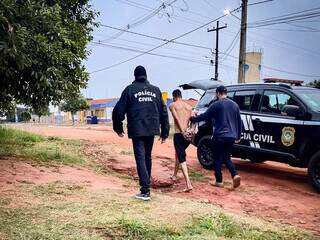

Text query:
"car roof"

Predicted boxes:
[[224, 83, 316, 91], [180, 79, 317, 92]]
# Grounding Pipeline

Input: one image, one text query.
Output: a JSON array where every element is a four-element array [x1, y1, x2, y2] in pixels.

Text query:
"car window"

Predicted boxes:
[[294, 89, 320, 112], [233, 90, 255, 111], [196, 90, 215, 108], [260, 90, 299, 115], [227, 91, 235, 100]]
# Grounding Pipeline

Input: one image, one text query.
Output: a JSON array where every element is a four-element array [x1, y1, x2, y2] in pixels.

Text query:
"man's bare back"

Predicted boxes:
[[170, 100, 192, 133]]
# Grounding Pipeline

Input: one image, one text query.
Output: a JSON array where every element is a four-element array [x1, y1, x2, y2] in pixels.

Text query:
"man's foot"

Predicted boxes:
[[170, 175, 177, 182], [134, 192, 151, 201], [183, 184, 193, 192], [232, 175, 241, 189], [210, 181, 224, 188]]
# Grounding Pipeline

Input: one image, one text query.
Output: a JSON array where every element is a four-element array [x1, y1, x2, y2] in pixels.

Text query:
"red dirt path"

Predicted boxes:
[[4, 124, 320, 234]]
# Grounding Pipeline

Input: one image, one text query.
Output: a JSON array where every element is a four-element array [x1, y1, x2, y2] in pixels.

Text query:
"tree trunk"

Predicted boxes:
[[71, 112, 75, 126]]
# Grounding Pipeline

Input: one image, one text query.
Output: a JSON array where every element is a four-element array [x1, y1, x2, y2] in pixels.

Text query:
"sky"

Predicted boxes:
[[83, 0, 320, 100]]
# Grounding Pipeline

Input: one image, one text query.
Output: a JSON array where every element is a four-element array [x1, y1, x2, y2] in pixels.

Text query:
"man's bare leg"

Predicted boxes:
[[171, 153, 179, 182], [180, 162, 193, 191]]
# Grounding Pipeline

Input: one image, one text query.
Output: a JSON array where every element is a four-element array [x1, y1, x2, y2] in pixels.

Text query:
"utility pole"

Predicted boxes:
[[207, 21, 227, 81], [238, 0, 248, 83]]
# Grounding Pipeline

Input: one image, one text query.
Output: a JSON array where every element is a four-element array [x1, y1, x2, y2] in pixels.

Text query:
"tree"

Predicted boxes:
[[60, 95, 89, 125], [308, 80, 320, 89], [0, 0, 98, 113], [20, 110, 31, 122], [33, 105, 49, 123]]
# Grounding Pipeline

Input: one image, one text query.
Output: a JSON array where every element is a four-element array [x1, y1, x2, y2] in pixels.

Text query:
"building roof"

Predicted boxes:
[[88, 98, 115, 105], [89, 98, 119, 109]]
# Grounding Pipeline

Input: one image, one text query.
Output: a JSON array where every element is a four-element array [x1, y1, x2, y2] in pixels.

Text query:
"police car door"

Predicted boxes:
[[233, 90, 260, 149], [251, 89, 304, 157]]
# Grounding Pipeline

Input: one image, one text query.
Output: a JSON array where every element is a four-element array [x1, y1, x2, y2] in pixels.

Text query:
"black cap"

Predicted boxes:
[[216, 85, 227, 94], [134, 65, 147, 79]]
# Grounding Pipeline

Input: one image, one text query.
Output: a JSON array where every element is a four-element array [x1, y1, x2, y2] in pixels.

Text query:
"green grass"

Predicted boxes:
[[33, 181, 84, 197], [0, 183, 318, 240], [0, 126, 85, 166], [0, 126, 43, 144], [0, 126, 319, 240], [189, 171, 210, 182]]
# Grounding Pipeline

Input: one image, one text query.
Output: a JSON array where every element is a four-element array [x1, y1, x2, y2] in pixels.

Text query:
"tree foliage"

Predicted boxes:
[[20, 110, 31, 122], [33, 105, 49, 118], [60, 95, 89, 124], [0, 0, 97, 113], [308, 80, 320, 89]]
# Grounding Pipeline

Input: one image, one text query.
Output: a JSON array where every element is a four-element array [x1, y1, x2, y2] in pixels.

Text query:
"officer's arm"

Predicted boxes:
[[112, 88, 128, 134], [236, 107, 242, 140], [159, 92, 170, 139], [190, 104, 216, 123]]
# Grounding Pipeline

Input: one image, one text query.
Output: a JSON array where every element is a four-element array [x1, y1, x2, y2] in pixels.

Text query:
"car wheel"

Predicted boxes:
[[250, 159, 266, 163], [197, 136, 214, 169], [308, 151, 320, 193]]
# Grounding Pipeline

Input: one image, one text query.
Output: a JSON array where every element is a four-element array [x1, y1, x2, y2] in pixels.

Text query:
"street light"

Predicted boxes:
[[224, 8, 241, 21], [223, 8, 231, 16]]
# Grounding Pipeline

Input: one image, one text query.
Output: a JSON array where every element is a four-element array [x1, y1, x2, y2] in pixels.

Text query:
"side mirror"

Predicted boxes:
[[283, 105, 303, 118]]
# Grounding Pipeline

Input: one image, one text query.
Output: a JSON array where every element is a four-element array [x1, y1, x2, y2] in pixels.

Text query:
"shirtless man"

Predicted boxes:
[[169, 89, 193, 192]]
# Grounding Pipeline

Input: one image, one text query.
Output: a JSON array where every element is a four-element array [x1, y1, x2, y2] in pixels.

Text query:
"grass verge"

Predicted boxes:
[[0, 126, 85, 166], [0, 182, 318, 240]]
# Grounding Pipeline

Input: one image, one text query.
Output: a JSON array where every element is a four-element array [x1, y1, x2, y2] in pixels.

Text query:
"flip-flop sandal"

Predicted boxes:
[[170, 176, 177, 182], [183, 187, 193, 193]]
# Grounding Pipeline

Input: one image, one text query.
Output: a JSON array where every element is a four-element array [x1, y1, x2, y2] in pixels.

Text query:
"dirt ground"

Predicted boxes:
[[3, 124, 320, 234]]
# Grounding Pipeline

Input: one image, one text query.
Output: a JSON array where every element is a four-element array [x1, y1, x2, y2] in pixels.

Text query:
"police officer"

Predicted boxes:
[[112, 65, 170, 201], [190, 85, 242, 189]]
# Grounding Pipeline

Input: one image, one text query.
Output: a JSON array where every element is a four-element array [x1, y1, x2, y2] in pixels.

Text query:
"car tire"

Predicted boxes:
[[250, 159, 266, 163], [197, 136, 214, 169], [308, 151, 320, 193]]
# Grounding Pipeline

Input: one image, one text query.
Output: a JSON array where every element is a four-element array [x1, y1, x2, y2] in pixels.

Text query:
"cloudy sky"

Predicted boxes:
[[84, 0, 320, 100]]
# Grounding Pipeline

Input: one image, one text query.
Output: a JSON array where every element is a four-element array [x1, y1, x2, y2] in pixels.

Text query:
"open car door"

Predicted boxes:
[[179, 79, 226, 91]]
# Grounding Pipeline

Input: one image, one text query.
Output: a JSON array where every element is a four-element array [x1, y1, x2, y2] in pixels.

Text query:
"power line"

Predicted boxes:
[[220, 29, 240, 63], [89, 5, 241, 74], [92, 33, 209, 56], [219, 50, 320, 78], [99, 24, 212, 51], [247, 0, 274, 7], [224, 20, 320, 57], [249, 7, 320, 28], [286, 22, 320, 32], [115, 0, 206, 26], [106, 0, 179, 42], [91, 41, 211, 65], [252, 27, 320, 32]]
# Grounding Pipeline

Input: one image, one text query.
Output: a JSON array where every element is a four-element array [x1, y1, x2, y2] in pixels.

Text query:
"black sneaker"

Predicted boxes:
[[134, 192, 151, 201]]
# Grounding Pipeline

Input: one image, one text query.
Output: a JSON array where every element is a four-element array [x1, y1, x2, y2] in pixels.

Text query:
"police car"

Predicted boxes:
[[180, 80, 320, 192]]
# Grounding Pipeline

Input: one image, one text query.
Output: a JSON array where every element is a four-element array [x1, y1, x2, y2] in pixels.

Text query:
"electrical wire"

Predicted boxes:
[[92, 33, 209, 56], [91, 41, 211, 65], [99, 24, 212, 51], [220, 29, 240, 63], [219, 50, 320, 78], [106, 0, 179, 42], [89, 5, 241, 74], [249, 7, 320, 28]]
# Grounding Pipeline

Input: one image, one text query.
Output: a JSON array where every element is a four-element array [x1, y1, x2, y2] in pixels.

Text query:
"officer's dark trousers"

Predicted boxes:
[[212, 137, 238, 183], [132, 136, 155, 194]]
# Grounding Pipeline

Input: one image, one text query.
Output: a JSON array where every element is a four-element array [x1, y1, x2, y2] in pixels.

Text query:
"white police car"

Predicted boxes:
[[180, 80, 320, 192]]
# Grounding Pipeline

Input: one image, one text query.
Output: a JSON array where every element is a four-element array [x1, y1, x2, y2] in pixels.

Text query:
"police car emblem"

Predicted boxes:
[[281, 127, 295, 147]]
